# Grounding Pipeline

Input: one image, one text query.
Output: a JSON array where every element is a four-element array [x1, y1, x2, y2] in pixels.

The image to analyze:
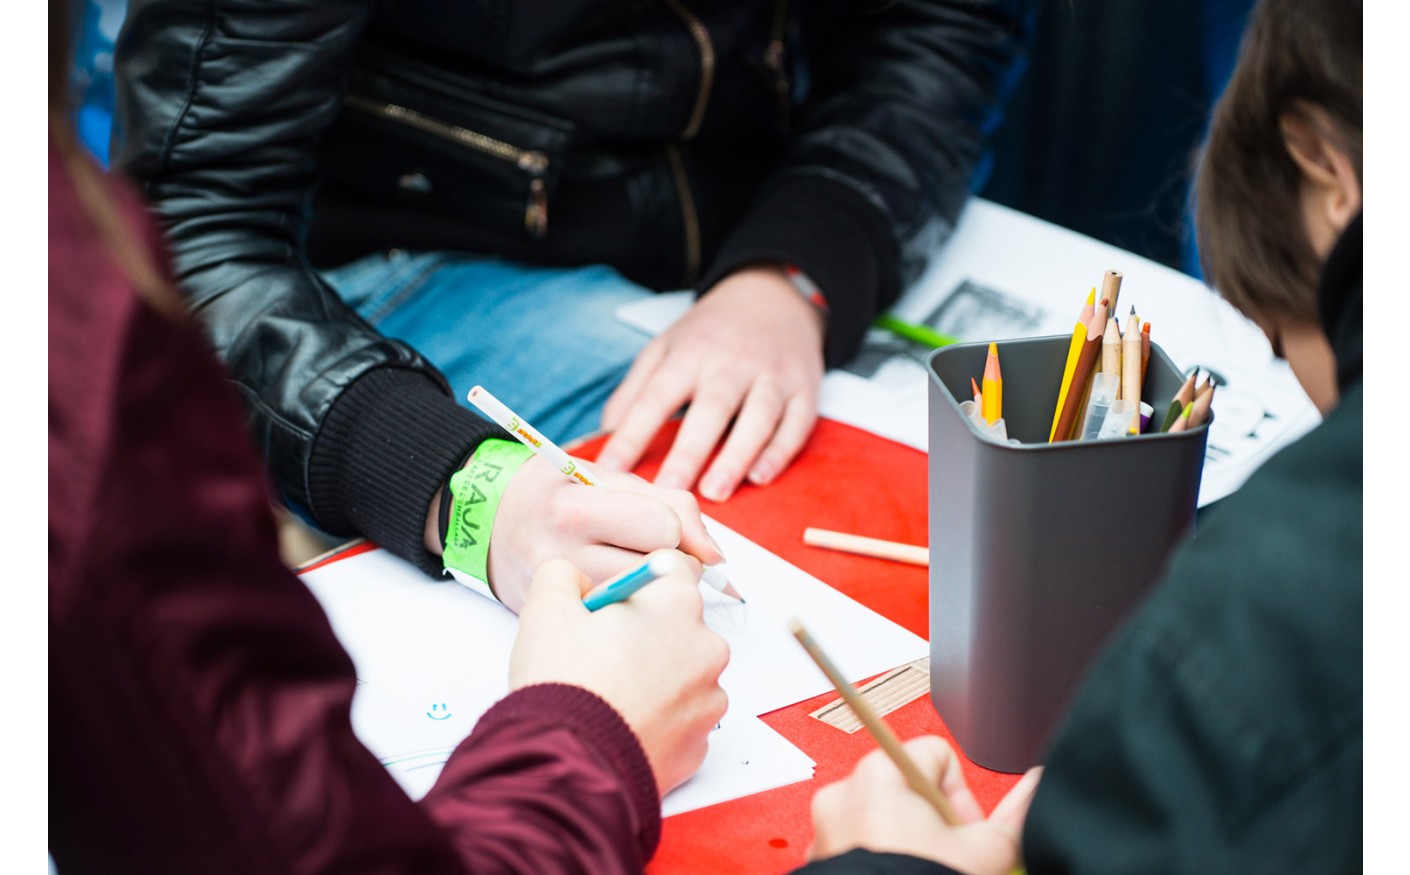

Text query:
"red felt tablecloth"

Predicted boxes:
[[570, 418, 1023, 874]]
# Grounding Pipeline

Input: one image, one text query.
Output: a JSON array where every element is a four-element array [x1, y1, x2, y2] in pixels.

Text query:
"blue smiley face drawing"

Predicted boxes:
[[427, 703, 452, 720]]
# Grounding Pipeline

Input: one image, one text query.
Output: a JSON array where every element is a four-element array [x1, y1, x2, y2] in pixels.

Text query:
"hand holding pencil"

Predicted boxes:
[[465, 386, 737, 612], [512, 551, 729, 793], [796, 621, 1041, 873]]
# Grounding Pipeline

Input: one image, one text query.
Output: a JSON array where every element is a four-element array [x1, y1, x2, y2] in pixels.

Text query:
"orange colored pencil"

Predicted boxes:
[[1140, 322, 1152, 385]]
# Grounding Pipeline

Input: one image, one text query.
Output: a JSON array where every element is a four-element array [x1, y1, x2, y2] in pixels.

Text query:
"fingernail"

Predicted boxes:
[[699, 474, 733, 503], [656, 471, 687, 490], [747, 460, 776, 486], [705, 531, 726, 561], [596, 451, 625, 471]]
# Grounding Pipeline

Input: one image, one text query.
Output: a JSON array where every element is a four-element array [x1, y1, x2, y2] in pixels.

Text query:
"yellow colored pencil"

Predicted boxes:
[[1049, 322, 1088, 441], [981, 342, 1003, 425]]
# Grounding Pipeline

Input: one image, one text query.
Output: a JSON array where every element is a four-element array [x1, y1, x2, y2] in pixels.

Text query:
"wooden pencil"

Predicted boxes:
[[1122, 308, 1143, 404], [789, 620, 960, 826], [1101, 269, 1123, 317], [1140, 321, 1152, 386], [1186, 380, 1216, 427], [1102, 315, 1122, 391], [803, 527, 929, 566]]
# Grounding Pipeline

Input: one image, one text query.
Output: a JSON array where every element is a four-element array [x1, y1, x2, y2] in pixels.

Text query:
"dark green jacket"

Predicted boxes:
[[1022, 215, 1364, 873], [799, 217, 1363, 875]]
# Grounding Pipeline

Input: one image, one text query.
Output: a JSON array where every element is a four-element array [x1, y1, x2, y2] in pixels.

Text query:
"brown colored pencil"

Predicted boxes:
[[1051, 297, 1109, 442]]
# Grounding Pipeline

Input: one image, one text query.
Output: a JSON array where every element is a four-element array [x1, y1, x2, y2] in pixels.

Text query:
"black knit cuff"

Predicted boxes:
[[306, 367, 500, 577], [696, 175, 901, 368], [477, 683, 662, 857], [791, 849, 966, 875]]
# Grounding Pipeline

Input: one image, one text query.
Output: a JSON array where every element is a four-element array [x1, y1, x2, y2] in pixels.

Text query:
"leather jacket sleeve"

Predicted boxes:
[[114, 0, 495, 573], [112, 0, 1035, 557], [700, 0, 1037, 366]]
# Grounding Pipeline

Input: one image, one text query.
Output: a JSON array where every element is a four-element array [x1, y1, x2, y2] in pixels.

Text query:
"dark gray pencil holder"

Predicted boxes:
[[926, 335, 1210, 773]]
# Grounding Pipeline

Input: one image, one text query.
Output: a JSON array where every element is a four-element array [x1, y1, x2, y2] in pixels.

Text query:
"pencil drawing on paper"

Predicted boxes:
[[843, 279, 1045, 379], [702, 587, 748, 634]]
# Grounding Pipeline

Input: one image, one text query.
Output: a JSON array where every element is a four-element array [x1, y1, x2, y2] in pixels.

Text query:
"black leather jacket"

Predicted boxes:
[[114, 0, 1033, 573]]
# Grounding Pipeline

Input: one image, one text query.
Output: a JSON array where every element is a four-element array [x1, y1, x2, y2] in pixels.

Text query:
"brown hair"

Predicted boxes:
[[50, 0, 186, 321], [1194, 0, 1361, 324]]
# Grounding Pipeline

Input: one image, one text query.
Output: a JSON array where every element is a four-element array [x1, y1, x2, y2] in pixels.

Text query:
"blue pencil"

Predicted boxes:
[[582, 552, 679, 612]]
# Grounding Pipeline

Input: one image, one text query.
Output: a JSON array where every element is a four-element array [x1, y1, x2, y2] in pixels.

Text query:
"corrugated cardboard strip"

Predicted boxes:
[[810, 657, 931, 733]]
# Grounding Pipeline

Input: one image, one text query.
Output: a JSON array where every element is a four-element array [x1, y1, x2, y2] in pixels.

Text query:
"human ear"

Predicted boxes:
[[1280, 106, 1361, 240]]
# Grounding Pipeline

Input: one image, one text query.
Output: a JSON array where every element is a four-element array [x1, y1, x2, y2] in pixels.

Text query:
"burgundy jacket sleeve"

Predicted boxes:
[[48, 137, 659, 875]]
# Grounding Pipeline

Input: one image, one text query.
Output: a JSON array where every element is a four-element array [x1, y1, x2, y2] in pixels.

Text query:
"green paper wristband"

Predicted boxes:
[[441, 439, 535, 594]]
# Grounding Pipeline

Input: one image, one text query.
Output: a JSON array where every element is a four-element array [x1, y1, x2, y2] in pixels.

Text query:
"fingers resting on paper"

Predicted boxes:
[[510, 553, 730, 793], [597, 266, 825, 502], [808, 735, 1042, 875], [487, 455, 724, 612]]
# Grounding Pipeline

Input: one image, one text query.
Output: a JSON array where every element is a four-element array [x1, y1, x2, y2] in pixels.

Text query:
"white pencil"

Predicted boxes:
[[468, 385, 596, 486], [467, 385, 742, 602]]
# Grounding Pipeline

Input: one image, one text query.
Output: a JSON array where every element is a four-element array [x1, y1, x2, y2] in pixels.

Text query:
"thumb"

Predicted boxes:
[[989, 765, 1043, 837], [524, 559, 594, 608], [904, 736, 986, 824]]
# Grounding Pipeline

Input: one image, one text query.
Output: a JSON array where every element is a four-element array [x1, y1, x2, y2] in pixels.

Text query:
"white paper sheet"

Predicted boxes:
[[300, 518, 926, 811], [661, 716, 817, 817], [701, 518, 928, 723], [614, 198, 1320, 507]]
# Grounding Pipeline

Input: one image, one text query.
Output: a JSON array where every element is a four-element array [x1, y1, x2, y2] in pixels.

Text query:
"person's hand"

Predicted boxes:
[[485, 455, 723, 613], [808, 736, 1042, 875], [509, 551, 730, 793], [597, 265, 826, 502]]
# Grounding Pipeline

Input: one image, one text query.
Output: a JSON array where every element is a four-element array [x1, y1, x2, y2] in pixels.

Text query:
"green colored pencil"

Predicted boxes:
[[873, 314, 960, 348], [1159, 401, 1186, 432]]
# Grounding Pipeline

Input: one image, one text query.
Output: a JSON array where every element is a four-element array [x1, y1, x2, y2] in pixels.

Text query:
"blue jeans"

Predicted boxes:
[[323, 251, 655, 443]]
